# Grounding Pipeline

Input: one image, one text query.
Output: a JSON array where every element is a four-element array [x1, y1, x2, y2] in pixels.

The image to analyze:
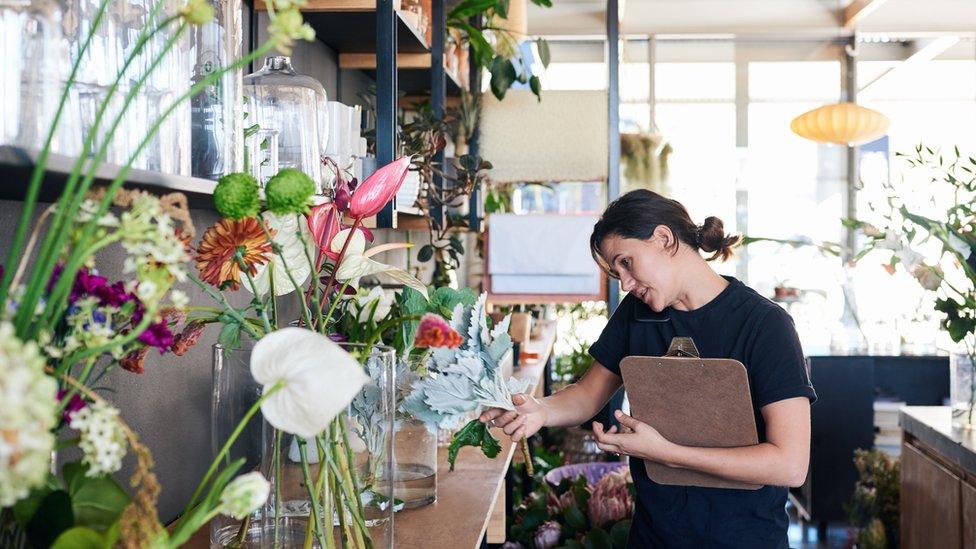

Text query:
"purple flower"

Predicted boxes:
[[57, 389, 87, 423], [533, 521, 562, 549], [328, 332, 349, 343], [47, 264, 64, 293], [138, 320, 175, 352], [70, 268, 109, 303]]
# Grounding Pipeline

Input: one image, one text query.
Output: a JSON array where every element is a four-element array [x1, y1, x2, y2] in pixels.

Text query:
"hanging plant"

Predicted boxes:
[[620, 132, 672, 195]]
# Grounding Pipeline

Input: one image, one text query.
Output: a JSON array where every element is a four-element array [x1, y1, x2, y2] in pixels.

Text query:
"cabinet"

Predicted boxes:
[[964, 481, 976, 549], [901, 443, 962, 549]]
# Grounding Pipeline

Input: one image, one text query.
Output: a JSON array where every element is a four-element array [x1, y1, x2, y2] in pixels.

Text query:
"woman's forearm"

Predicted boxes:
[[540, 381, 613, 428], [661, 441, 808, 488]]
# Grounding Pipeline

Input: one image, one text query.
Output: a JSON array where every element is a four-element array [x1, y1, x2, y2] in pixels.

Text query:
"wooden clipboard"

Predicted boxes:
[[619, 337, 761, 490]]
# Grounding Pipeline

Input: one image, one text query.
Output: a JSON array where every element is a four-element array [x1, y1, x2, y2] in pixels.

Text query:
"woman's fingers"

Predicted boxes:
[[479, 408, 505, 424], [494, 410, 519, 428], [512, 424, 527, 441], [503, 414, 526, 436], [596, 441, 621, 454]]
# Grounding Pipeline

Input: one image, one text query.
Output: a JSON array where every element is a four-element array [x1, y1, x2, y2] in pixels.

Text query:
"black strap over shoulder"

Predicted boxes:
[[665, 337, 700, 358]]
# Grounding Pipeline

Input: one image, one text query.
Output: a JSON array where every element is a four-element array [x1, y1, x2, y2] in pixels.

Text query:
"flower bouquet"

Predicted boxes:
[[0, 0, 327, 546]]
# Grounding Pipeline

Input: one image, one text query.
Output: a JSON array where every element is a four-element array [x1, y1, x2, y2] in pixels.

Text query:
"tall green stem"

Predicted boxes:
[[297, 438, 329, 549]]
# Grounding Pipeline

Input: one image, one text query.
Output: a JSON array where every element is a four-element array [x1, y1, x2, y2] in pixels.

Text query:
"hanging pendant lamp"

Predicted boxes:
[[790, 102, 890, 146]]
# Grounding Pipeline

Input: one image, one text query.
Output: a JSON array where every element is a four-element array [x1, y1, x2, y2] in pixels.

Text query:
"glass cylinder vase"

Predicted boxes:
[[189, 0, 243, 179], [210, 341, 395, 548], [950, 352, 976, 430], [393, 418, 437, 509]]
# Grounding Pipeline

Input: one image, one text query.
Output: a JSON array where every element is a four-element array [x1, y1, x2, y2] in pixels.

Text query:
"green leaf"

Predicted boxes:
[[610, 519, 631, 548], [63, 462, 130, 531], [530, 0, 552, 6], [585, 527, 614, 549], [449, 235, 464, 254], [489, 57, 518, 100], [447, 0, 497, 20], [450, 20, 494, 68], [564, 541, 586, 549], [27, 490, 74, 548], [529, 75, 542, 100], [537, 37, 551, 67], [520, 506, 548, 531], [496, 0, 509, 19], [12, 476, 57, 526], [447, 419, 500, 470], [218, 313, 243, 349], [564, 505, 588, 533], [51, 527, 105, 549], [418, 244, 434, 262]]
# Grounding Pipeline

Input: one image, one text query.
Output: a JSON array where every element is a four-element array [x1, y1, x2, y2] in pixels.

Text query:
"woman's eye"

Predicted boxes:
[[621, 258, 631, 268]]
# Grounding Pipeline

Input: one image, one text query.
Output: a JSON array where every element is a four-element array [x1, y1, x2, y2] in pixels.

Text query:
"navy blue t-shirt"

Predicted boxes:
[[588, 276, 817, 548]]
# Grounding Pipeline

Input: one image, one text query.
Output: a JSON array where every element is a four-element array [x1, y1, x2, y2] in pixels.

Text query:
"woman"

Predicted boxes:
[[480, 189, 817, 548]]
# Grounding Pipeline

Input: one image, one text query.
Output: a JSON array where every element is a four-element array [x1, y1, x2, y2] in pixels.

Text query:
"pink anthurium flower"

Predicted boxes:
[[348, 156, 411, 219]]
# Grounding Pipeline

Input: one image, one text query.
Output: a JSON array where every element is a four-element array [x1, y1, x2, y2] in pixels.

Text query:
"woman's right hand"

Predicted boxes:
[[479, 393, 548, 441]]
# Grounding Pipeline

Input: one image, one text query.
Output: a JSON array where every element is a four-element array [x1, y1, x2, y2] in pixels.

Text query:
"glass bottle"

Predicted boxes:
[[0, 0, 80, 155], [189, 0, 243, 179], [243, 56, 329, 193]]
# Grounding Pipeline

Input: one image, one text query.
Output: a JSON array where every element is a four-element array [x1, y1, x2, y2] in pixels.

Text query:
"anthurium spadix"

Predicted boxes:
[[330, 228, 428, 298], [250, 327, 369, 438]]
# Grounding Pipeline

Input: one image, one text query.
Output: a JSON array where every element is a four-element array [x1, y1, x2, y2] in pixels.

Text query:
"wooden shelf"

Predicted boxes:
[[255, 0, 430, 54], [0, 146, 217, 208], [338, 53, 463, 96]]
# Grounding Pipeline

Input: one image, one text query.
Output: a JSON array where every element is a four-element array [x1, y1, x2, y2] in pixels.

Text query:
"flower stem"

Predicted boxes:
[[189, 273, 263, 340], [317, 217, 363, 314], [260, 219, 314, 328], [237, 253, 273, 334], [297, 438, 329, 549], [272, 429, 282, 547]]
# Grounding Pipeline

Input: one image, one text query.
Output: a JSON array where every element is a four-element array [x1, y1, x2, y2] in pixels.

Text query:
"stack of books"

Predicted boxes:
[[873, 399, 906, 457]]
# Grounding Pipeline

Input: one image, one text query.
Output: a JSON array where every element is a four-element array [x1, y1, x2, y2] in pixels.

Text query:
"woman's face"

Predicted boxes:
[[600, 230, 680, 312]]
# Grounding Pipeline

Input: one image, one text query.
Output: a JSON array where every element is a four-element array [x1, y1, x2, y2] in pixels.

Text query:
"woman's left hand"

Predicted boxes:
[[592, 410, 676, 463]]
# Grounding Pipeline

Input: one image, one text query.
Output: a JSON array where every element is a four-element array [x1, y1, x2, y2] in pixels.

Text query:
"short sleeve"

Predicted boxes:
[[747, 306, 818, 408], [588, 296, 632, 377]]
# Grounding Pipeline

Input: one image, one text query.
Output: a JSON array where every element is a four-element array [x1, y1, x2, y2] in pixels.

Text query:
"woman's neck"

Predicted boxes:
[[670, 261, 730, 312]]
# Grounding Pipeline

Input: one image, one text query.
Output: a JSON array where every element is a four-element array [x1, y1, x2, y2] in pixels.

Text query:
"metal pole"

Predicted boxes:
[[467, 16, 484, 232], [843, 35, 858, 263], [376, 0, 398, 228], [607, 0, 621, 313], [430, 0, 446, 229]]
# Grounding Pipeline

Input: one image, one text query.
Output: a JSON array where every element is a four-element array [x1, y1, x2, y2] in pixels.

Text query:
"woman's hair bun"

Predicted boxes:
[[698, 216, 741, 262]]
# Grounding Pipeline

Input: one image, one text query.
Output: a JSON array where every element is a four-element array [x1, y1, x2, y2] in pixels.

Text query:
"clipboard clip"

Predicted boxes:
[[665, 337, 700, 358]]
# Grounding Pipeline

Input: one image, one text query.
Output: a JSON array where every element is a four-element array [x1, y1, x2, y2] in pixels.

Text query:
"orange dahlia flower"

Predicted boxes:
[[196, 218, 274, 290]]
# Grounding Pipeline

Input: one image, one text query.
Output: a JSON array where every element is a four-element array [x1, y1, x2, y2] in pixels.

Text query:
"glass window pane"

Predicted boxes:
[[749, 62, 841, 102], [539, 63, 607, 91], [655, 63, 735, 101]]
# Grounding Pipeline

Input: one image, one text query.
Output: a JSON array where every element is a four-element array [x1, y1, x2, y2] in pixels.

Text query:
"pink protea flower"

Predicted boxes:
[[533, 521, 562, 549], [413, 313, 463, 349], [587, 469, 634, 527]]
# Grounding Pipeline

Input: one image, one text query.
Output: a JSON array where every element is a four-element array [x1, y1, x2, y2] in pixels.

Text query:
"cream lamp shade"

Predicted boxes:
[[790, 102, 890, 146]]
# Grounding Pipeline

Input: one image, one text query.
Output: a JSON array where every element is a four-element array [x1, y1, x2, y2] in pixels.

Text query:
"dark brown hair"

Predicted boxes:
[[589, 189, 741, 276]]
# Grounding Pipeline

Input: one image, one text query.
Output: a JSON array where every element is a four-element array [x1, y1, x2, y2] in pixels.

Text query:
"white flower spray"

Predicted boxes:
[[70, 400, 128, 477]]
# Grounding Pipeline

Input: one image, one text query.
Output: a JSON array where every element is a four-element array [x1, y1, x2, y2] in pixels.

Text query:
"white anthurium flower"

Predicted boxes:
[[252, 212, 316, 297], [250, 327, 369, 438], [356, 286, 395, 323], [330, 229, 428, 299]]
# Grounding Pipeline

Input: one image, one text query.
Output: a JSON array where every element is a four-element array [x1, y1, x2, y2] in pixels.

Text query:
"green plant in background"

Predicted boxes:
[[845, 449, 900, 549], [553, 302, 607, 383], [447, 0, 553, 101], [400, 102, 493, 287], [847, 145, 976, 423]]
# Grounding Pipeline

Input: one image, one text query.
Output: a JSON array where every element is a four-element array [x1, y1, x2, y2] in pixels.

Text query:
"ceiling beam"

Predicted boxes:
[[859, 36, 960, 93], [844, 0, 889, 29]]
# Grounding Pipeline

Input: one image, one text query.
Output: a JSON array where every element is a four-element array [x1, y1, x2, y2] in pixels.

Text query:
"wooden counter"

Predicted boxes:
[[900, 406, 976, 549], [182, 320, 557, 548]]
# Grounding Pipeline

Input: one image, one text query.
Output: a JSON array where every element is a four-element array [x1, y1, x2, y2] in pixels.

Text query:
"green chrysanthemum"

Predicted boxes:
[[213, 173, 260, 220], [264, 169, 316, 215]]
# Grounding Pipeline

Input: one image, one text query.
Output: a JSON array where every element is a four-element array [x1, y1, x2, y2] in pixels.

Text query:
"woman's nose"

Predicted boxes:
[[620, 275, 636, 292]]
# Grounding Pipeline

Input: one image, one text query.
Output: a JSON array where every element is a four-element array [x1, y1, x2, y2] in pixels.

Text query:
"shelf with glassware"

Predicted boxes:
[[0, 146, 219, 207], [254, 0, 432, 54]]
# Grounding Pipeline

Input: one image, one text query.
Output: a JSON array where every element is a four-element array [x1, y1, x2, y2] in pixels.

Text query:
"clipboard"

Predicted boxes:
[[619, 337, 761, 490]]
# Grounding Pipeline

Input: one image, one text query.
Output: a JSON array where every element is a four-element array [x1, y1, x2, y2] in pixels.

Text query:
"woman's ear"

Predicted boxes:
[[652, 225, 675, 251]]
